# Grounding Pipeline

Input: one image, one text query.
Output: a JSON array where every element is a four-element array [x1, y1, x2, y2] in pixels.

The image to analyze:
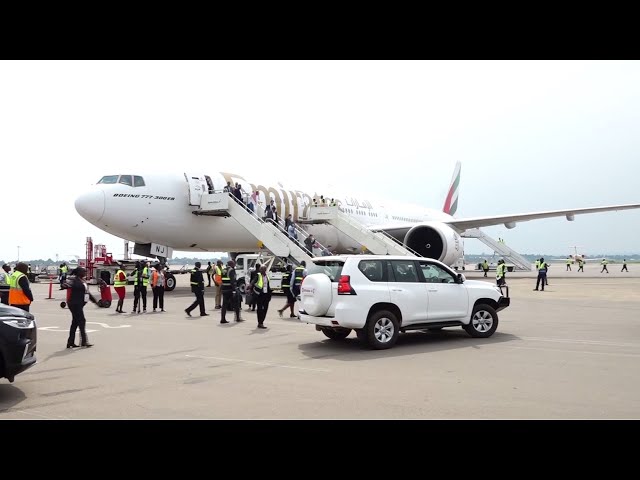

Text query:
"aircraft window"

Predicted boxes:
[[119, 175, 133, 186], [134, 175, 145, 187], [98, 175, 118, 184], [389, 260, 419, 283]]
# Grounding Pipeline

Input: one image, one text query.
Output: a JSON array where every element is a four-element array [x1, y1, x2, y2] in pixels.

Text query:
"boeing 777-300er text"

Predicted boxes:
[[74, 163, 640, 266]]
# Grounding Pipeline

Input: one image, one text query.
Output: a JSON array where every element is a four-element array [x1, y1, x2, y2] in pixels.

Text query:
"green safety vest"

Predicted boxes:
[[256, 272, 264, 289], [539, 262, 547, 272], [141, 266, 149, 286], [61, 265, 68, 274], [114, 269, 127, 287], [482, 262, 488, 269], [132, 269, 139, 286], [496, 264, 505, 279], [601, 260, 608, 265], [567, 259, 572, 264]]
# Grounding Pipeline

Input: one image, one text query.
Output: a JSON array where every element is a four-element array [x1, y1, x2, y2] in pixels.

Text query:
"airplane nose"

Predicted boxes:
[[75, 189, 105, 223]]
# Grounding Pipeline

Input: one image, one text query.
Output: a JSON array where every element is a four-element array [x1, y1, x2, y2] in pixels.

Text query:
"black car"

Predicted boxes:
[[0, 304, 37, 383]]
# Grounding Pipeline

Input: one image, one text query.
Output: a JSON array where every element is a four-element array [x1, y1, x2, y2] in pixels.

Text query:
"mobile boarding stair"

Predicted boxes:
[[300, 206, 422, 256], [193, 192, 315, 266], [461, 228, 532, 271]]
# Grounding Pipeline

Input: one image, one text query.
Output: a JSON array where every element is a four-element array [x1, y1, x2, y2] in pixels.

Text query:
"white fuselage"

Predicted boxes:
[[75, 171, 456, 255]]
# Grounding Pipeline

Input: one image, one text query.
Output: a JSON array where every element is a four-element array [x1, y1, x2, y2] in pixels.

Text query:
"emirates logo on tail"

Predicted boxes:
[[442, 162, 461, 217]]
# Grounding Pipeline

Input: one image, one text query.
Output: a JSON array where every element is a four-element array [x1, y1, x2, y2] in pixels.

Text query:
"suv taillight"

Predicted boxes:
[[337, 275, 356, 295]]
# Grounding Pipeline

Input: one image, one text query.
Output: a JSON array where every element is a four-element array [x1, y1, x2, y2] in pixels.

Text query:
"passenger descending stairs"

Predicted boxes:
[[193, 193, 314, 266], [300, 206, 420, 256], [461, 228, 532, 271]]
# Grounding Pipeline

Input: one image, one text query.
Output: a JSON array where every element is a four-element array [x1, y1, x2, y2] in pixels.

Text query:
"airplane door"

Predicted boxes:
[[185, 173, 207, 206], [418, 261, 468, 321]]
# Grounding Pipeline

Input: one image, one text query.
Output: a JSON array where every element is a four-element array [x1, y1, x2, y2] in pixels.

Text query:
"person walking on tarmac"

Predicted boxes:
[[8, 262, 34, 312], [577, 259, 585, 272], [495, 259, 507, 287], [482, 259, 489, 277], [185, 262, 208, 317], [566, 257, 572, 271], [59, 262, 69, 289], [138, 261, 150, 312], [252, 265, 272, 329], [290, 262, 307, 314], [151, 264, 166, 312], [220, 260, 243, 324], [214, 260, 223, 309], [621, 259, 629, 272], [601, 258, 609, 273], [247, 262, 261, 311], [131, 261, 141, 313], [0, 264, 11, 305], [277, 264, 297, 318], [113, 263, 127, 313], [66, 267, 95, 348], [534, 258, 548, 291], [206, 261, 213, 287]]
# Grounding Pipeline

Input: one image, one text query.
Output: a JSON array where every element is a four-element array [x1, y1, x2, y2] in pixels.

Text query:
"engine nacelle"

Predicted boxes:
[[403, 222, 463, 266]]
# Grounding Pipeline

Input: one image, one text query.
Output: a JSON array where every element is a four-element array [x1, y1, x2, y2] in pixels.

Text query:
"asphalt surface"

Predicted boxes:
[[1, 263, 638, 419]]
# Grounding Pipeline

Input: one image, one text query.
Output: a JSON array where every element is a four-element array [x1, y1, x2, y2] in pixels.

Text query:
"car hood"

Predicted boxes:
[[0, 304, 35, 319]]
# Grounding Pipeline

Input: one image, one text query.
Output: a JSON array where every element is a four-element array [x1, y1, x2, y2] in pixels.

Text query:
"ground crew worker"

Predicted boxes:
[[621, 259, 629, 272], [290, 262, 306, 309], [214, 260, 223, 309], [253, 265, 272, 329], [206, 261, 213, 287], [138, 261, 149, 312], [185, 262, 208, 317], [566, 257, 572, 271], [577, 259, 584, 272], [8, 262, 34, 312], [277, 264, 297, 318], [534, 258, 548, 291], [495, 259, 506, 287], [220, 260, 242, 323], [601, 258, 609, 273], [0, 264, 12, 305], [131, 261, 141, 313], [113, 264, 127, 313], [59, 262, 69, 289], [482, 259, 489, 277]]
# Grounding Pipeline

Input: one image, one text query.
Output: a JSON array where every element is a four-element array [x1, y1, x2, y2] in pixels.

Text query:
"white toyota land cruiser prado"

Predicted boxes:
[[298, 255, 510, 350]]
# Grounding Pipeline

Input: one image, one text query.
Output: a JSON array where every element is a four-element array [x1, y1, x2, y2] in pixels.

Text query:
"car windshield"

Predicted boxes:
[[308, 260, 344, 282]]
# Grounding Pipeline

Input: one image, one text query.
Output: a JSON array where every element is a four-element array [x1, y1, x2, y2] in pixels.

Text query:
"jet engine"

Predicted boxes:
[[403, 222, 463, 266]]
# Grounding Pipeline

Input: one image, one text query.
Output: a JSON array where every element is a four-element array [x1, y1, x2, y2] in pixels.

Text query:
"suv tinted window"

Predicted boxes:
[[389, 260, 419, 283], [308, 260, 344, 282], [358, 260, 385, 282], [419, 262, 456, 284]]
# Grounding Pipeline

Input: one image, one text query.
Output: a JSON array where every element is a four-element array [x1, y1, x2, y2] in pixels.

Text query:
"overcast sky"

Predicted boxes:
[[1, 60, 639, 262]]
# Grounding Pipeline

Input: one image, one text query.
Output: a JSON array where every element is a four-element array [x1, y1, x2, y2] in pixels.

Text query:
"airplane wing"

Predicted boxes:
[[443, 203, 640, 232]]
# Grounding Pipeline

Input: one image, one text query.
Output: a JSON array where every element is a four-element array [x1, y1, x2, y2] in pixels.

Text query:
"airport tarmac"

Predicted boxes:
[[1, 262, 639, 419]]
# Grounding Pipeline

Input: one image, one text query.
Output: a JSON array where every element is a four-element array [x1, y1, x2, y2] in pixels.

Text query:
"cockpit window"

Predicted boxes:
[[118, 175, 133, 186], [97, 175, 118, 184], [134, 175, 145, 187]]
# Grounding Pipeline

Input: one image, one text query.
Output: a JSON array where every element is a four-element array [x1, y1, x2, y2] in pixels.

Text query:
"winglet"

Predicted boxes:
[[442, 161, 461, 216]]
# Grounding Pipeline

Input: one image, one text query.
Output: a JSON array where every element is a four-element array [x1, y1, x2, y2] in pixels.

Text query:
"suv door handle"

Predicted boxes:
[[391, 288, 403, 292], [428, 289, 437, 292]]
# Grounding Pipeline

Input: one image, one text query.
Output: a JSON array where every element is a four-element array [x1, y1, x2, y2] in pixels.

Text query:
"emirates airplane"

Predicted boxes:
[[74, 163, 640, 266]]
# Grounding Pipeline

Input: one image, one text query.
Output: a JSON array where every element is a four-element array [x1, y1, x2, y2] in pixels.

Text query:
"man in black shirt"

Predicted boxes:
[[185, 262, 208, 317]]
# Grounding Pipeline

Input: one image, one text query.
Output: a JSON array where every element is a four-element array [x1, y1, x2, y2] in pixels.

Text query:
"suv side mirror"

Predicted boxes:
[[457, 273, 465, 284]]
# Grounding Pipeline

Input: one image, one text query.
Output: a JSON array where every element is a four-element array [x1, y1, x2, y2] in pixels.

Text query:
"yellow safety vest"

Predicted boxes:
[[9, 271, 31, 305], [141, 266, 149, 286], [114, 269, 127, 287]]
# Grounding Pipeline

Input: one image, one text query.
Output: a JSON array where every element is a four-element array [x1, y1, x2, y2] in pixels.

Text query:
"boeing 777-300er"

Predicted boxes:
[[74, 163, 640, 266]]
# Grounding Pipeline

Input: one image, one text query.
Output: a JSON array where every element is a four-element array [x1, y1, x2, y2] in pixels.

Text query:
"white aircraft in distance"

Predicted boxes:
[[74, 164, 640, 266]]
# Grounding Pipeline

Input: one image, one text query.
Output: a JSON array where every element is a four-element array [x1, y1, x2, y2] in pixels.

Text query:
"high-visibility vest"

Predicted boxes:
[[293, 266, 304, 287], [61, 265, 68, 274], [539, 262, 547, 272], [496, 264, 505, 279], [214, 265, 222, 284], [221, 267, 232, 292], [9, 271, 31, 305], [601, 260, 608, 265], [482, 261, 488, 270], [114, 269, 127, 287], [567, 259, 572, 265], [132, 269, 139, 286], [256, 272, 264, 289], [281, 272, 291, 289], [141, 266, 149, 286]]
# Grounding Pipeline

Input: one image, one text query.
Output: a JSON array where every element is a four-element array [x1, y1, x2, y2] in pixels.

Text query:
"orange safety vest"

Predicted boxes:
[[214, 265, 222, 285], [9, 271, 31, 306]]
